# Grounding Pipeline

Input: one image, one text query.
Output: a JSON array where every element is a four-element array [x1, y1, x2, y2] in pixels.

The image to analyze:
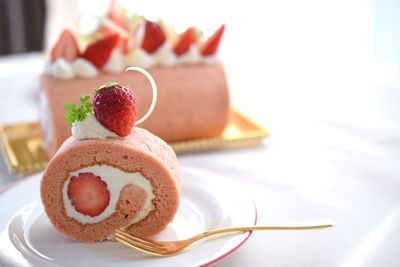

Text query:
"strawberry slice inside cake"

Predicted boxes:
[[67, 173, 111, 217]]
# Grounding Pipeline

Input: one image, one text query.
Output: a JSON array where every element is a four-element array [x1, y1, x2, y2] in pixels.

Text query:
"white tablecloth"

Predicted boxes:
[[1, 52, 399, 266], [2, 2, 400, 262]]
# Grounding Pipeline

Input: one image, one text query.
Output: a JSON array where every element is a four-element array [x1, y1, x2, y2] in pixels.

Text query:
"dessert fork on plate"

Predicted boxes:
[[115, 219, 334, 257]]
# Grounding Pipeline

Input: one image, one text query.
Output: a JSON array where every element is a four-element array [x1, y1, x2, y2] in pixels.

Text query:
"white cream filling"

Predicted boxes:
[[62, 165, 155, 225], [71, 113, 118, 140]]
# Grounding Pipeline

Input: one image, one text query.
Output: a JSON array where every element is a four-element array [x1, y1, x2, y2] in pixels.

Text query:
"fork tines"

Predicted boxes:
[[115, 229, 167, 256]]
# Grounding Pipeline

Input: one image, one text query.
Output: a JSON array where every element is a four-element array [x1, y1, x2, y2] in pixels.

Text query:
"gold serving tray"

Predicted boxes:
[[0, 110, 269, 176]]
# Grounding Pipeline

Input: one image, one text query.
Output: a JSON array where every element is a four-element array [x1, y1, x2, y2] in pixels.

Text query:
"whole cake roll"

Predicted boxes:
[[41, 74, 180, 243], [40, 3, 230, 157]]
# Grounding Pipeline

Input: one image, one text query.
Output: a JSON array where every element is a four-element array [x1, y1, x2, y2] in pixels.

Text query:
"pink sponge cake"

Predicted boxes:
[[41, 72, 180, 243], [41, 63, 229, 157], [41, 128, 180, 242], [40, 3, 229, 157]]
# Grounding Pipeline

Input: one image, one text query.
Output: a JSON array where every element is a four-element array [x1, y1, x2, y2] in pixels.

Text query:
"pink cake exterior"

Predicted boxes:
[[40, 63, 230, 156], [41, 127, 180, 243]]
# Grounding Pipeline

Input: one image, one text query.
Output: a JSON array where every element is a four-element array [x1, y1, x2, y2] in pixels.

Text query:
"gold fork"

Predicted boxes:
[[115, 219, 334, 257]]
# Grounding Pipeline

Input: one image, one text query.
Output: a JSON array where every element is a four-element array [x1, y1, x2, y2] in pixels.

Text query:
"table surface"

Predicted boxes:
[[2, 2, 400, 264]]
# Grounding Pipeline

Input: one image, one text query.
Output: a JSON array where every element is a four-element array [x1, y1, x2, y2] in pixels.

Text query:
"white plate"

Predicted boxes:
[[0, 167, 256, 267]]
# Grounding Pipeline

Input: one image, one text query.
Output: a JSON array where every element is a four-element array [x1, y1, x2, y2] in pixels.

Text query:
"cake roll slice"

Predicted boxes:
[[41, 127, 180, 243]]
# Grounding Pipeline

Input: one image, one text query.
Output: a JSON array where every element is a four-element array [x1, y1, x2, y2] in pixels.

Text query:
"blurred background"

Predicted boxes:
[[1, 0, 399, 120], [1, 0, 400, 183], [1, 1, 400, 265]]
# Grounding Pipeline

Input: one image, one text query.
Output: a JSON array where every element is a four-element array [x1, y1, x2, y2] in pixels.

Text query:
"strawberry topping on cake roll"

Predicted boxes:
[[40, 5, 229, 157]]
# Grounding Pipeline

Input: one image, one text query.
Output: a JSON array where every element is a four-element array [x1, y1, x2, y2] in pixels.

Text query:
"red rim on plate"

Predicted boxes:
[[198, 201, 258, 267]]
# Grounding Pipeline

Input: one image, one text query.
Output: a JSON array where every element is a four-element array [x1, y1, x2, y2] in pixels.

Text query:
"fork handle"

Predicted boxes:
[[196, 219, 335, 239]]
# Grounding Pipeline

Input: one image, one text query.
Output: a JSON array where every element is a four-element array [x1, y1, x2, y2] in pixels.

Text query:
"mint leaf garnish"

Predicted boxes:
[[64, 95, 93, 126]]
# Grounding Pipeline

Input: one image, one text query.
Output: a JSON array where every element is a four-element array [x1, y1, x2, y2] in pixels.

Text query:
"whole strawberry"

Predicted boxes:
[[93, 83, 137, 136]]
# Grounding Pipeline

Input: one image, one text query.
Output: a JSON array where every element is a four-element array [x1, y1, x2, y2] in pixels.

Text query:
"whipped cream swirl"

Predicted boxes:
[[154, 43, 178, 67], [45, 58, 98, 79], [71, 113, 118, 140], [45, 46, 219, 80], [125, 48, 156, 69], [72, 58, 98, 78], [103, 50, 125, 73]]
